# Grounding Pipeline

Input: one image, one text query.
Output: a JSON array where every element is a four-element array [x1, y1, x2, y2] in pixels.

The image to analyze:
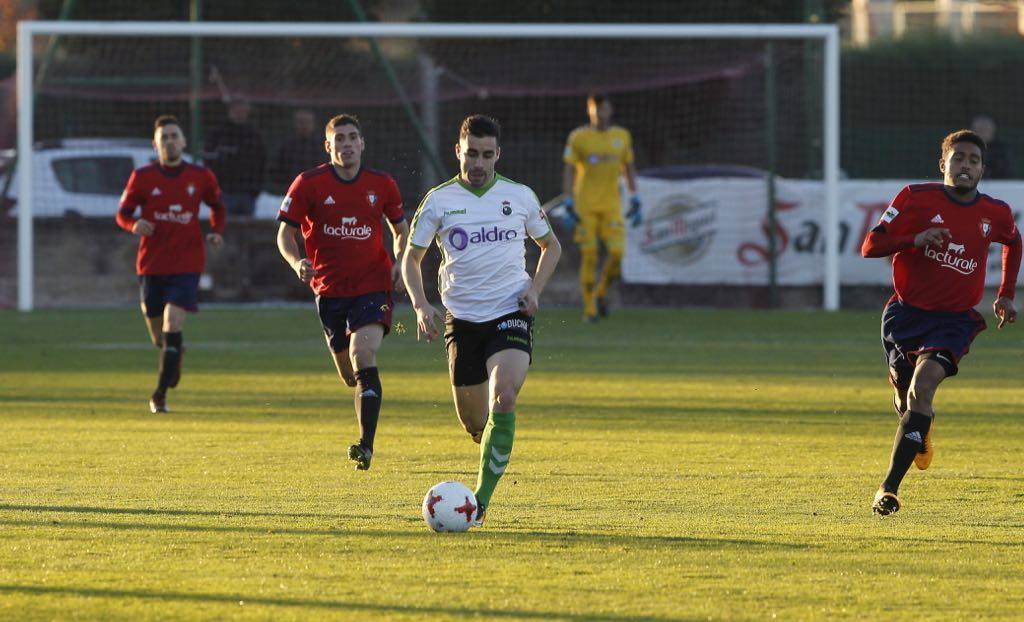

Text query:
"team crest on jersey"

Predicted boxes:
[[612, 138, 623, 149], [980, 218, 992, 237], [501, 200, 512, 216], [367, 192, 378, 206], [187, 183, 196, 197]]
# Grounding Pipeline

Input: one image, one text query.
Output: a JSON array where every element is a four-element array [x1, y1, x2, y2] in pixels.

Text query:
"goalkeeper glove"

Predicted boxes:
[[626, 195, 642, 228], [552, 196, 580, 232]]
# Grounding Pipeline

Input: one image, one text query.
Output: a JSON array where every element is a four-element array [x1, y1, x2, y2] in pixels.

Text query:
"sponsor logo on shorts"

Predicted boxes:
[[904, 431, 923, 443], [447, 226, 518, 251], [497, 318, 530, 332], [323, 216, 372, 239]]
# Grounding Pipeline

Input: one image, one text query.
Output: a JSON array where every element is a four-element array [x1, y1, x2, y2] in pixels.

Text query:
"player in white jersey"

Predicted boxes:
[[403, 115, 562, 527]]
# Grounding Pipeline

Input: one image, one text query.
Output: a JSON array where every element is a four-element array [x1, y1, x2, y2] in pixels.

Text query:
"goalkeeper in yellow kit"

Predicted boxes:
[[559, 93, 640, 322]]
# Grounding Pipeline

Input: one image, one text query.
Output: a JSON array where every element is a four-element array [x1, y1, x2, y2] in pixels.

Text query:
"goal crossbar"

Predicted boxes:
[[16, 20, 840, 311]]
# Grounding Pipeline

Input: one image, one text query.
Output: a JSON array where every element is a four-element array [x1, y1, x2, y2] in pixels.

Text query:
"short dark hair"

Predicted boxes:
[[153, 115, 181, 133], [326, 114, 361, 136], [459, 114, 501, 143], [587, 93, 609, 106], [941, 129, 986, 163]]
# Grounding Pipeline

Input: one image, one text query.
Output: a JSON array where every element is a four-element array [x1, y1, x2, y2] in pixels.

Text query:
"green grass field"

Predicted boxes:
[[2, 306, 1023, 621]]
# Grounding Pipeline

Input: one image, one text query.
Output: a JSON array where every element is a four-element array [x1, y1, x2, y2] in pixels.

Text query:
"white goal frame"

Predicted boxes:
[[16, 21, 840, 311]]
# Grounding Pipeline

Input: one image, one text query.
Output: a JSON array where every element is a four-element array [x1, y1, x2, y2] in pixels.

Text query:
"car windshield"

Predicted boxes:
[[51, 156, 135, 195]]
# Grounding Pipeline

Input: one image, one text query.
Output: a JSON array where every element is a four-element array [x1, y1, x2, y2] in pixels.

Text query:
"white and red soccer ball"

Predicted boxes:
[[422, 481, 477, 533]]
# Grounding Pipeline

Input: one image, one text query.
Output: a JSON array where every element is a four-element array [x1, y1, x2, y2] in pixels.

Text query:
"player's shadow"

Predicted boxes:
[[0, 584, 693, 621], [0, 513, 806, 552], [0, 502, 342, 521]]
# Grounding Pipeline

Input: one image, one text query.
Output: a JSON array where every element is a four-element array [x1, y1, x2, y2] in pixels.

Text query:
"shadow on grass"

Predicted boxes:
[[0, 504, 808, 550], [0, 584, 691, 621], [0, 503, 341, 521]]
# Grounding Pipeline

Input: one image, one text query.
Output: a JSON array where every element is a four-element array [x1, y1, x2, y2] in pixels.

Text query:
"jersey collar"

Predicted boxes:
[[456, 173, 499, 197], [158, 162, 186, 178], [941, 185, 983, 206], [330, 164, 362, 185]]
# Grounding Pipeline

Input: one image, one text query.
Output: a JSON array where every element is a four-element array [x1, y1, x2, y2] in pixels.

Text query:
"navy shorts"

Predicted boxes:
[[139, 273, 201, 317], [881, 295, 986, 377], [316, 291, 392, 353], [445, 310, 533, 387]]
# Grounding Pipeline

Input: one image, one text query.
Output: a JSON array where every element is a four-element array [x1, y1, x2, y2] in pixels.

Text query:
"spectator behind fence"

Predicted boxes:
[[971, 114, 1014, 179], [271, 109, 324, 194], [204, 99, 266, 216]]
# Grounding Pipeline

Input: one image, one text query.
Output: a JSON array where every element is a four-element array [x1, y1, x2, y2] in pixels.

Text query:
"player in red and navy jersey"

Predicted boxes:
[[276, 113, 408, 471], [116, 115, 227, 414], [861, 129, 1021, 516]]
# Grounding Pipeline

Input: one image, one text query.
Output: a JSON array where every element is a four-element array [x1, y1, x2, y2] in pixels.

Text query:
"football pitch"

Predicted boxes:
[[1, 306, 1022, 621]]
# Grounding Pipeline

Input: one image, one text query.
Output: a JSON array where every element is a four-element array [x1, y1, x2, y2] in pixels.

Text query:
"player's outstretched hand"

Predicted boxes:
[[292, 258, 317, 283], [206, 233, 224, 250], [414, 303, 442, 342], [994, 296, 1017, 329], [391, 263, 405, 293], [626, 195, 642, 228], [913, 227, 951, 248], [517, 287, 539, 317], [132, 219, 155, 237]]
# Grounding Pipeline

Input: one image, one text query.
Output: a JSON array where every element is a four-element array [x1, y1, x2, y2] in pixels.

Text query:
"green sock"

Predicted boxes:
[[474, 411, 516, 509]]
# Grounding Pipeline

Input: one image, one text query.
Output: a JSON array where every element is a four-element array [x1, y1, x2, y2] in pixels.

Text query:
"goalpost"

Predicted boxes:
[[15, 21, 840, 311]]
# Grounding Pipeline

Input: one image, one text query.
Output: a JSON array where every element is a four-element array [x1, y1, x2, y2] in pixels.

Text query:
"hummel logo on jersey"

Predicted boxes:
[[151, 187, 162, 196], [324, 195, 335, 205], [931, 214, 944, 224], [904, 431, 923, 443]]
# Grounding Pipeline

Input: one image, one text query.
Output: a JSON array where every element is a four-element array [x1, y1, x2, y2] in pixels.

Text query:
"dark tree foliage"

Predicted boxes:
[[421, 0, 848, 24]]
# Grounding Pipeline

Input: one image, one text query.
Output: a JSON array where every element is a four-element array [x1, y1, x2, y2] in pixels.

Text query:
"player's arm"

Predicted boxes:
[[622, 132, 641, 226], [203, 171, 227, 249], [862, 189, 948, 257], [519, 193, 562, 315], [561, 163, 575, 200], [518, 232, 562, 317], [402, 196, 444, 342], [388, 218, 410, 291], [275, 178, 315, 282], [401, 244, 442, 342], [116, 171, 153, 236], [276, 221, 315, 283], [861, 225, 949, 257], [994, 224, 1022, 329]]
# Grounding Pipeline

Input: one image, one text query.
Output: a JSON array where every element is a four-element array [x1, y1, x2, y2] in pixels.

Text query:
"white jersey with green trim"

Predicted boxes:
[[410, 174, 552, 322]]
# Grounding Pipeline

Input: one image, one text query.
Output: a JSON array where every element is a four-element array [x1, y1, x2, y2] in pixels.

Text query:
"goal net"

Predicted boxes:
[[10, 22, 839, 310]]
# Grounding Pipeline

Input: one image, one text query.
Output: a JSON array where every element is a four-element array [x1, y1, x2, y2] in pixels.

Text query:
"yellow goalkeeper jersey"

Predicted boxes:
[[563, 125, 634, 214]]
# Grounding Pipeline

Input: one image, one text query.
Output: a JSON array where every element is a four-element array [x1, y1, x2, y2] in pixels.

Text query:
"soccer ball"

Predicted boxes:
[[422, 481, 478, 533]]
